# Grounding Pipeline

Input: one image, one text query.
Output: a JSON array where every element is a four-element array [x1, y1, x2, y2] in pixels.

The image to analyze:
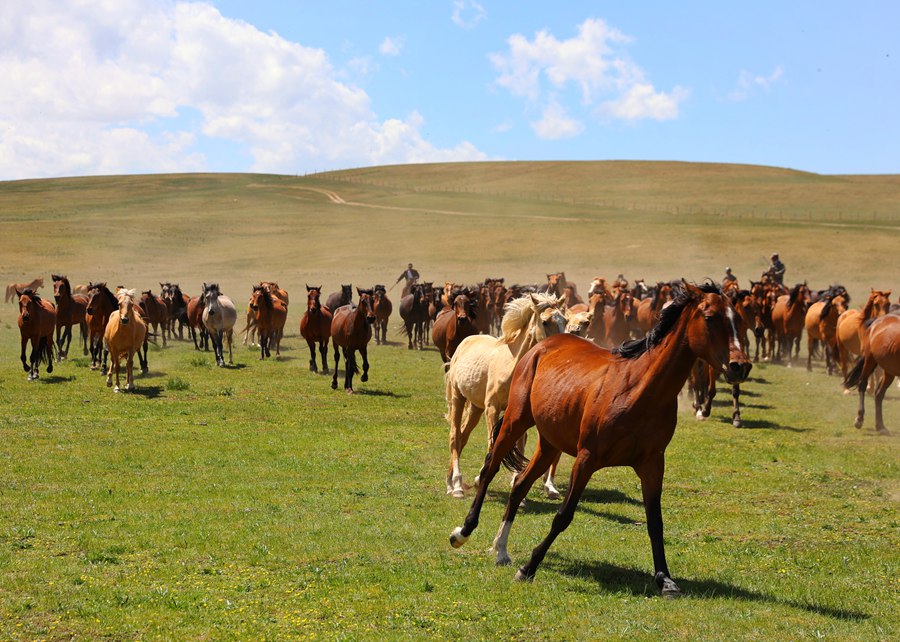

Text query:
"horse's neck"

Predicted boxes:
[[630, 317, 698, 402], [508, 323, 542, 361]]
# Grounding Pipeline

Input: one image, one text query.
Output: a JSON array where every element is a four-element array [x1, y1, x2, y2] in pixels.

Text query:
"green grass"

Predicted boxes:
[[0, 163, 898, 639]]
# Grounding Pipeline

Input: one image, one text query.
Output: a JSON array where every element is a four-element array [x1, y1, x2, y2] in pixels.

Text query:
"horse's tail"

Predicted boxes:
[[843, 356, 866, 390], [809, 339, 821, 359], [496, 412, 530, 473], [40, 335, 55, 367]]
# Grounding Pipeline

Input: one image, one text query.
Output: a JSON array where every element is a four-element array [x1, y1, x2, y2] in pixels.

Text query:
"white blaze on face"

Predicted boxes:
[[725, 306, 742, 353]]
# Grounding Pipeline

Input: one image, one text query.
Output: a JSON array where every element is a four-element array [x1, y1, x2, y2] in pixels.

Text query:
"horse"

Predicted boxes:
[[372, 284, 392, 345], [399, 283, 431, 350], [201, 283, 238, 367], [51, 274, 88, 359], [86, 283, 119, 373], [249, 284, 288, 359], [300, 285, 332, 373], [160, 282, 190, 341], [564, 310, 593, 337], [805, 293, 849, 374], [242, 281, 289, 346], [601, 289, 635, 347], [444, 293, 568, 499], [330, 288, 375, 392], [326, 284, 353, 312], [771, 282, 810, 366], [432, 291, 478, 363], [140, 290, 169, 347], [844, 312, 900, 434], [636, 282, 672, 336], [836, 289, 892, 383], [7, 277, 44, 303], [103, 289, 148, 392], [186, 295, 208, 351], [17, 289, 56, 380], [448, 282, 752, 597]]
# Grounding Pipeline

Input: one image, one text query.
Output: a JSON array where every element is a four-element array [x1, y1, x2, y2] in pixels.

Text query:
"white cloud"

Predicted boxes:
[[451, 0, 486, 29], [0, 0, 485, 179], [728, 66, 785, 102], [491, 17, 687, 133], [378, 36, 403, 57], [531, 101, 584, 140]]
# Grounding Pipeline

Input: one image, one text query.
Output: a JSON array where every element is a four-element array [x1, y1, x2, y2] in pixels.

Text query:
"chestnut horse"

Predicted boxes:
[[103, 289, 148, 392], [372, 284, 392, 345], [140, 290, 169, 347], [601, 290, 635, 347], [186, 295, 208, 351], [330, 288, 375, 392], [449, 282, 751, 597], [636, 282, 672, 336], [771, 282, 810, 366], [7, 277, 44, 303], [86, 283, 119, 373], [845, 313, 899, 434], [805, 293, 849, 374], [836, 289, 892, 382], [300, 285, 332, 373], [17, 289, 56, 380], [51, 274, 88, 359], [432, 291, 478, 363], [249, 284, 288, 359]]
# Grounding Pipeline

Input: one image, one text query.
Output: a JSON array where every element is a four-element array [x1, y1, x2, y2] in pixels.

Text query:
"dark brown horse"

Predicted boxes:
[[325, 284, 353, 312], [17, 289, 56, 380], [51, 274, 88, 359], [449, 282, 751, 597], [432, 291, 478, 363], [372, 284, 392, 345], [300, 285, 332, 373], [86, 283, 118, 373], [330, 288, 375, 392], [249, 285, 288, 360], [140, 290, 169, 347], [399, 283, 430, 350]]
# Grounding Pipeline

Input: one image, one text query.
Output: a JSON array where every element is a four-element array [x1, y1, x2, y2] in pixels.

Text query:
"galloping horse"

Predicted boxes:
[[399, 283, 430, 350], [845, 312, 899, 434], [103, 289, 148, 392], [330, 288, 376, 392], [51, 274, 88, 359], [201, 283, 238, 367], [17, 289, 56, 380], [805, 293, 849, 374], [636, 282, 673, 336], [836, 289, 892, 382], [326, 284, 353, 312], [86, 283, 119, 373], [7, 277, 44, 303], [373, 284, 392, 345], [731, 290, 764, 362], [771, 282, 810, 366], [444, 293, 568, 499], [601, 290, 635, 347], [140, 290, 169, 347], [432, 291, 478, 363], [186, 294, 208, 351], [300, 285, 332, 373], [249, 284, 288, 359], [449, 282, 752, 597]]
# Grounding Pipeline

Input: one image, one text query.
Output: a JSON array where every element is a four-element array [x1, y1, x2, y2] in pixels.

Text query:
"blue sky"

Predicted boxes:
[[1, 1, 897, 180]]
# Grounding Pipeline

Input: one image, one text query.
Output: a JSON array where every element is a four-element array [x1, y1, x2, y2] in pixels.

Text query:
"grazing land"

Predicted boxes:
[[0, 162, 898, 640]]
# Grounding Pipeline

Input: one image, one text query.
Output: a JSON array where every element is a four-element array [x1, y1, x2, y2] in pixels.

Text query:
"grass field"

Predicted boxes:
[[1, 162, 898, 640]]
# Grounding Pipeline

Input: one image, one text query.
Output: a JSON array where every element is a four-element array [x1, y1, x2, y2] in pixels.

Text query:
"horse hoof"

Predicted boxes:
[[346, 388, 354, 394], [361, 374, 368, 382], [496, 554, 512, 567], [544, 487, 561, 500], [854, 420, 863, 430], [331, 381, 338, 390], [514, 568, 534, 582], [451, 489, 465, 499], [656, 573, 682, 598], [106, 380, 113, 388], [733, 419, 743, 428], [449, 527, 468, 548], [877, 427, 891, 436], [114, 386, 121, 393]]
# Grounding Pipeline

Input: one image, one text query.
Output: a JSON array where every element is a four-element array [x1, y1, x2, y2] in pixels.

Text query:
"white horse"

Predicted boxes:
[[201, 283, 238, 367], [445, 293, 567, 499]]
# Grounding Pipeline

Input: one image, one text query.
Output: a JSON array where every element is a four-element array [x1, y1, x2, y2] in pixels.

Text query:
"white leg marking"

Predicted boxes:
[[492, 520, 513, 565]]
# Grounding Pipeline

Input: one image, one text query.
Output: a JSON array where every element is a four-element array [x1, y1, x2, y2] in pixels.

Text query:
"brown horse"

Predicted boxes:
[[140, 290, 169, 347], [372, 284, 392, 345], [86, 283, 118, 373], [399, 283, 430, 350], [432, 291, 478, 363], [300, 285, 332, 373], [836, 289, 892, 382], [805, 293, 849, 374], [449, 282, 751, 597], [601, 289, 635, 347], [103, 289, 148, 392], [186, 295, 208, 351], [249, 284, 288, 359], [7, 277, 44, 303], [330, 288, 375, 392], [731, 289, 764, 360], [17, 289, 56, 380], [51, 274, 88, 359], [326, 284, 353, 312], [845, 313, 900, 434], [771, 282, 810, 366]]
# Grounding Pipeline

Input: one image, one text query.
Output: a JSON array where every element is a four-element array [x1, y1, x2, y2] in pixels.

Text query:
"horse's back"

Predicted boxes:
[[867, 315, 900, 374], [446, 334, 504, 405]]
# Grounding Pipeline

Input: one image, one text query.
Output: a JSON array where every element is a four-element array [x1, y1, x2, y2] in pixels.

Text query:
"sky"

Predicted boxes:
[[1, 1, 898, 180]]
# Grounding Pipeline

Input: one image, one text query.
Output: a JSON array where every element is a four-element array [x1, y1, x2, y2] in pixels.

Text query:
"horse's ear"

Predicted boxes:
[[306, 284, 312, 291], [15, 289, 22, 297]]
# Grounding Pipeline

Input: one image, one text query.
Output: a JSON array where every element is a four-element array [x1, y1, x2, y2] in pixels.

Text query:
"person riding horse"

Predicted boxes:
[[768, 253, 786, 284], [722, 267, 738, 289], [394, 263, 420, 296]]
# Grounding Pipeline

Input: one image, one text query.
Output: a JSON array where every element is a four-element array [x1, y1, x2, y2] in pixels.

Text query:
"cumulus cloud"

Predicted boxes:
[[728, 66, 785, 102], [491, 17, 687, 134], [378, 36, 403, 57], [531, 101, 584, 140], [451, 0, 486, 29], [0, 0, 485, 179]]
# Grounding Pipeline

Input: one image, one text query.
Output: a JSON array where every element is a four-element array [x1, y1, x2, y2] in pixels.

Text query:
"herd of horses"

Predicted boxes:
[[8, 268, 898, 597]]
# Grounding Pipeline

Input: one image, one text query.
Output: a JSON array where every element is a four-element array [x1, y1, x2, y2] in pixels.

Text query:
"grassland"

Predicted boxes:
[[0, 162, 898, 640]]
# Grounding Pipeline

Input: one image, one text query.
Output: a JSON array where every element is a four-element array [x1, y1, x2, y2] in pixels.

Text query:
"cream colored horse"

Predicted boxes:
[[445, 293, 567, 499], [104, 289, 148, 392]]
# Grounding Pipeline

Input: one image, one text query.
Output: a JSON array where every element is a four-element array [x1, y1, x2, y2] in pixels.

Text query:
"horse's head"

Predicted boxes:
[[202, 283, 221, 312], [249, 285, 266, 312], [116, 289, 137, 325], [453, 293, 473, 322], [684, 283, 751, 384], [86, 282, 106, 315], [17, 289, 40, 323], [528, 293, 568, 340], [357, 288, 376, 324], [565, 310, 593, 336], [52, 275, 68, 301], [341, 284, 353, 302], [306, 285, 322, 310]]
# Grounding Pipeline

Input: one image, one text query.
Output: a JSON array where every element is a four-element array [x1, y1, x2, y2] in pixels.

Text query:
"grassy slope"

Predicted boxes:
[[0, 162, 898, 640]]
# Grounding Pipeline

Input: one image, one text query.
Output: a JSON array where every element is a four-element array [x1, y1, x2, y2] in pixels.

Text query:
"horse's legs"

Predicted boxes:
[[101, 342, 109, 376], [637, 454, 681, 597], [807, 335, 815, 372], [447, 395, 483, 497], [81, 321, 88, 355], [306, 339, 318, 372], [543, 451, 562, 499], [125, 353, 135, 391], [515, 450, 595, 582], [226, 329, 234, 364], [331, 341, 340, 390], [874, 373, 894, 435], [359, 347, 369, 382], [343, 348, 355, 391], [139, 338, 149, 374], [319, 340, 329, 374], [493, 437, 561, 566], [259, 330, 267, 360], [107, 351, 115, 389], [20, 335, 29, 373], [731, 383, 743, 427], [405, 321, 413, 350]]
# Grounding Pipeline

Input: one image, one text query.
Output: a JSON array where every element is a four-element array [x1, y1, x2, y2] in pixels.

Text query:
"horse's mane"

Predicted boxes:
[[614, 282, 721, 360], [819, 296, 835, 322], [253, 285, 274, 307], [22, 288, 42, 303], [500, 292, 560, 344], [788, 282, 806, 306]]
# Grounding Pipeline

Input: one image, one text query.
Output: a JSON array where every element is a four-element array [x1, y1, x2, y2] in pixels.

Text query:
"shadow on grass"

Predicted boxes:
[[40, 375, 77, 384], [354, 388, 408, 398], [546, 557, 868, 621], [484, 487, 643, 526], [719, 417, 810, 432], [129, 386, 164, 399]]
